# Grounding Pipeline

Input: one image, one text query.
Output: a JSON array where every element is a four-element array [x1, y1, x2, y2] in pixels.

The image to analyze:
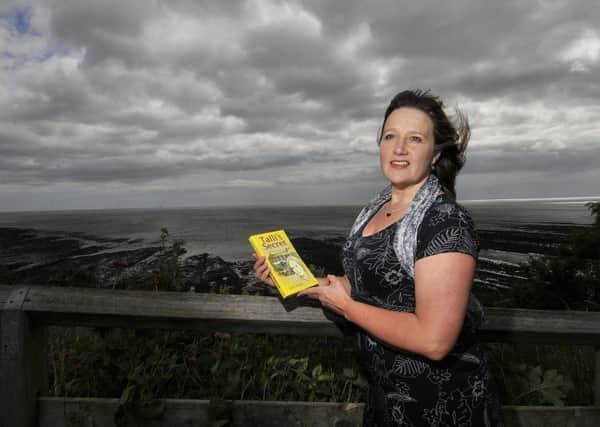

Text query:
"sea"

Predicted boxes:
[[0, 196, 598, 263]]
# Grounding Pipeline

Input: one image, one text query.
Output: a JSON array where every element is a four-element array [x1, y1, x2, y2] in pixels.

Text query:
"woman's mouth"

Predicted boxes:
[[390, 160, 409, 169]]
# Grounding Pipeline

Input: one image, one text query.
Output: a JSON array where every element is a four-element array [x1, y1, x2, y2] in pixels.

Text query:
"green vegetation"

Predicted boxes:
[[483, 343, 589, 406], [513, 202, 600, 310], [48, 327, 594, 416], [153, 227, 185, 292], [48, 327, 365, 425]]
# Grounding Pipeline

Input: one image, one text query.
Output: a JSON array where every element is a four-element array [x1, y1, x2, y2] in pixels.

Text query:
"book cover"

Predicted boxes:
[[248, 229, 318, 298]]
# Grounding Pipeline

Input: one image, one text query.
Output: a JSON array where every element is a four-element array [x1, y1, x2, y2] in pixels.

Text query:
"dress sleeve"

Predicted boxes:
[[415, 202, 479, 261]]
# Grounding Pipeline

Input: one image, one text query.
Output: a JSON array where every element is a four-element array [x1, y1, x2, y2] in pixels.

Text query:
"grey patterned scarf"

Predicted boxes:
[[349, 174, 444, 278]]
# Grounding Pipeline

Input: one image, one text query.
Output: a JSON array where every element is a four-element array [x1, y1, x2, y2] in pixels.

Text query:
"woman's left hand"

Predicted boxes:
[[299, 274, 353, 317]]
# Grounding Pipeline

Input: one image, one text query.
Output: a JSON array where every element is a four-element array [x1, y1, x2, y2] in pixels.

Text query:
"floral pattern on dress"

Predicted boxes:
[[343, 195, 504, 427]]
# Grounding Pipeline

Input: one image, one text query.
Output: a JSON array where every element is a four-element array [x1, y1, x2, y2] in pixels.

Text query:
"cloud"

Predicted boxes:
[[0, 0, 599, 211], [465, 142, 599, 175]]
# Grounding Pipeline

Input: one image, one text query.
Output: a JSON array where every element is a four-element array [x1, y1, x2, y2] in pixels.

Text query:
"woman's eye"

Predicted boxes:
[[409, 136, 422, 143], [382, 134, 394, 141]]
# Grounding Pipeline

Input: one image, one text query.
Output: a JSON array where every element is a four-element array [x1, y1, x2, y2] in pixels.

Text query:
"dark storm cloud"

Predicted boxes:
[[465, 142, 599, 175], [47, 0, 151, 67], [1, 0, 599, 210], [0, 151, 314, 185]]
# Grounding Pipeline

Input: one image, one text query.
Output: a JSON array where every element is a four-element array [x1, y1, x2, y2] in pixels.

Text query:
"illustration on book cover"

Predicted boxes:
[[269, 250, 309, 280]]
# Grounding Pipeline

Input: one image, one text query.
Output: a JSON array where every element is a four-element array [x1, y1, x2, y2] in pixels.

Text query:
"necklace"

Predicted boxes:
[[385, 203, 405, 217]]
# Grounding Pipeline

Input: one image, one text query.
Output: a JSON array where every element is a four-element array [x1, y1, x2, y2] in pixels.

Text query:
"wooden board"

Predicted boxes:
[[5, 285, 598, 345], [38, 397, 600, 427]]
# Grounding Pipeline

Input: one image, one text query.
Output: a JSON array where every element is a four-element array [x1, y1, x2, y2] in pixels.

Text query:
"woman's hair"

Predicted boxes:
[[378, 89, 470, 200]]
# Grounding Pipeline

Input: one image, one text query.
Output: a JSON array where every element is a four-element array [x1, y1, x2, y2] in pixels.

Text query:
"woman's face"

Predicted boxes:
[[379, 107, 440, 193]]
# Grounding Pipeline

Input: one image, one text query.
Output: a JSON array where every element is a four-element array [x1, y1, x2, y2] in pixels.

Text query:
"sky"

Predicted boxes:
[[1, 0, 599, 211]]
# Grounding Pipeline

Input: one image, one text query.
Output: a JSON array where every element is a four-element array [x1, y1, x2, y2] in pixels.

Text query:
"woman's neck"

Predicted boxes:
[[389, 176, 430, 206]]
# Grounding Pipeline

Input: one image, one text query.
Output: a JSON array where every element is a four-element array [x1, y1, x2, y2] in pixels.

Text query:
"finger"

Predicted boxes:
[[258, 267, 271, 282], [253, 255, 265, 270], [258, 271, 274, 287], [255, 260, 267, 272], [298, 287, 320, 298], [327, 274, 341, 285], [254, 262, 271, 284], [317, 277, 330, 287], [255, 260, 269, 275]]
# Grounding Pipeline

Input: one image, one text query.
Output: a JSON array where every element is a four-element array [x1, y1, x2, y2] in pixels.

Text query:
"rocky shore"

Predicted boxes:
[[0, 227, 259, 294], [0, 223, 585, 304]]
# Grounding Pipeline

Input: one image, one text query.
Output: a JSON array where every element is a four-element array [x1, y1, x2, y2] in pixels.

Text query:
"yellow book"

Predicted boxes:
[[248, 229, 319, 298]]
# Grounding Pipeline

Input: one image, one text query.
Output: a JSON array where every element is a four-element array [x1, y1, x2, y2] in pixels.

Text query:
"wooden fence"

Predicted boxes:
[[1, 285, 600, 427]]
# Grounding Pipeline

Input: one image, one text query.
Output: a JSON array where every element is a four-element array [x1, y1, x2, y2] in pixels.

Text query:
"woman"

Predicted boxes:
[[254, 90, 503, 426]]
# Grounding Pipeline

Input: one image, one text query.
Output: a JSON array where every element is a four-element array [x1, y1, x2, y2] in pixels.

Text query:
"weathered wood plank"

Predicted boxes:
[[1, 286, 600, 343], [480, 307, 600, 345], [22, 286, 347, 336], [595, 347, 600, 406], [503, 405, 600, 427], [38, 397, 363, 427], [8, 286, 599, 344], [38, 398, 600, 427], [1, 309, 47, 427], [0, 284, 12, 305]]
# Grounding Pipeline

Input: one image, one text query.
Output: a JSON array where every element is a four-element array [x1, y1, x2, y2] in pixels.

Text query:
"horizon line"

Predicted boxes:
[[1, 195, 600, 214], [461, 195, 600, 203]]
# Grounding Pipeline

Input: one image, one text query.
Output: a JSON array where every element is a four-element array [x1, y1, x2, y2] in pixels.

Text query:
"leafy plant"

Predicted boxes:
[[512, 365, 574, 406], [153, 227, 186, 291], [483, 342, 592, 406], [47, 327, 367, 402]]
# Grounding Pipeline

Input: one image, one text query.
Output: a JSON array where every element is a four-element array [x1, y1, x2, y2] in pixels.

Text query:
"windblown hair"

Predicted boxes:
[[378, 89, 470, 200]]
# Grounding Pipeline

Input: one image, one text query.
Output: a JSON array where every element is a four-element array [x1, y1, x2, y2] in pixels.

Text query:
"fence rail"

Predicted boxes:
[[1, 284, 600, 426]]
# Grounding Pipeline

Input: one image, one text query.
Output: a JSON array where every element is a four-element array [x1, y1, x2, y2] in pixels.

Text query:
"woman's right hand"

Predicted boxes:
[[252, 254, 275, 288]]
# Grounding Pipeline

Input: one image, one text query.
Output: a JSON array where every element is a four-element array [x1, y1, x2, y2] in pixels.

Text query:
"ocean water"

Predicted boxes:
[[0, 197, 597, 262], [463, 197, 599, 230]]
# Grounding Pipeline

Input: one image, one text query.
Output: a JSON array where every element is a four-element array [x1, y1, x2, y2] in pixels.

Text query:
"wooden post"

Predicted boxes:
[[0, 287, 47, 427], [595, 346, 600, 406]]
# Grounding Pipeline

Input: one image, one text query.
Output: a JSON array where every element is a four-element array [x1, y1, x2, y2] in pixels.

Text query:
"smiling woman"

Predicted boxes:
[[255, 89, 504, 426], [377, 90, 470, 202], [378, 108, 440, 202]]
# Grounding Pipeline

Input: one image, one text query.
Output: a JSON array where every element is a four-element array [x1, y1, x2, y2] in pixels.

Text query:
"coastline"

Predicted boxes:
[[0, 222, 588, 307]]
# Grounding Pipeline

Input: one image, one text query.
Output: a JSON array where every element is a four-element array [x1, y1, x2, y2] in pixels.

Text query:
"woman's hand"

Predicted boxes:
[[299, 274, 353, 317], [252, 254, 275, 288]]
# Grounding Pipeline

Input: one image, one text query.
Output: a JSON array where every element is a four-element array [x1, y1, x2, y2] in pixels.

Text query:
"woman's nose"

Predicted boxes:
[[393, 138, 408, 154]]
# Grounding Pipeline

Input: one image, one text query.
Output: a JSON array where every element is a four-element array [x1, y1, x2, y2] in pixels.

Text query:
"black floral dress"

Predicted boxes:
[[342, 194, 504, 427]]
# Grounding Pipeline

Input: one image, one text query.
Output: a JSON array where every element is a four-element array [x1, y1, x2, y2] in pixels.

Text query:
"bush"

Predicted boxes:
[[514, 202, 600, 310]]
